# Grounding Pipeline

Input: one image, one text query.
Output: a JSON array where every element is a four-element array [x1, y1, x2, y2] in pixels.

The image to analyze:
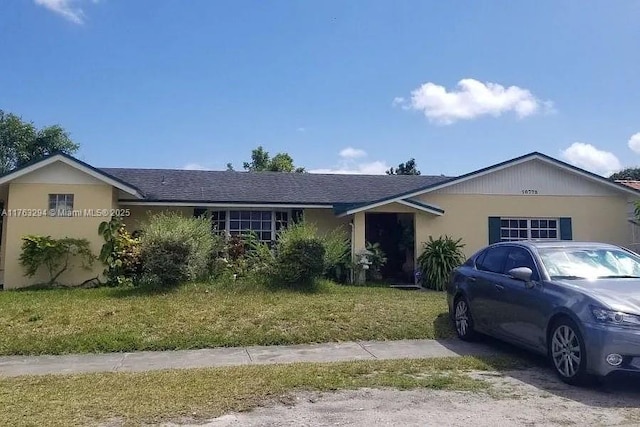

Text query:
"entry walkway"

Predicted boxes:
[[0, 338, 501, 377]]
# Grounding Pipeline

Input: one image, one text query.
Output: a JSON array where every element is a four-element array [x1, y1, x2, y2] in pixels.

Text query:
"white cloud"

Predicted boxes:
[[297, 127, 306, 132], [339, 147, 367, 159], [628, 132, 640, 154], [395, 78, 550, 125], [560, 142, 622, 176], [183, 163, 207, 171], [34, 0, 99, 24], [309, 161, 389, 175], [310, 148, 389, 174]]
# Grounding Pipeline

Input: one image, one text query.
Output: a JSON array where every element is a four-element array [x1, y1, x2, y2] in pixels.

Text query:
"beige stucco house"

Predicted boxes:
[[0, 151, 638, 289]]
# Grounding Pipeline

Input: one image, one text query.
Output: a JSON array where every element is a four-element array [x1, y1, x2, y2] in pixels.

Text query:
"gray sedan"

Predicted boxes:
[[447, 241, 640, 385]]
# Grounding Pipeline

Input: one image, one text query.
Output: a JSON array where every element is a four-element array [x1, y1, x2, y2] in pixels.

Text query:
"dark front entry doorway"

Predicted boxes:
[[365, 212, 415, 284]]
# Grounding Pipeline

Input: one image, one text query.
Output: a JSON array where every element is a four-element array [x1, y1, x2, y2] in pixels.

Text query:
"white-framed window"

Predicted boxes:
[[48, 194, 74, 217], [206, 209, 293, 242], [500, 218, 559, 241]]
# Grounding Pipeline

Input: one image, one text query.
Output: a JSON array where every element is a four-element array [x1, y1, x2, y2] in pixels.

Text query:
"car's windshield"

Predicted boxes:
[[539, 247, 640, 280]]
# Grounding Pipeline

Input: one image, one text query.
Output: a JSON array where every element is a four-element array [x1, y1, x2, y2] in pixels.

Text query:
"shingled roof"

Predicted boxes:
[[100, 168, 453, 204]]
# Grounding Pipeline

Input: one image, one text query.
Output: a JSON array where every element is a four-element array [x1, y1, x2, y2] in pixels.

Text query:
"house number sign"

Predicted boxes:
[[521, 189, 539, 195]]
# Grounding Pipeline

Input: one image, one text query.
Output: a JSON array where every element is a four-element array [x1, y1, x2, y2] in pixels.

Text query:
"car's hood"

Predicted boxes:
[[559, 279, 640, 315]]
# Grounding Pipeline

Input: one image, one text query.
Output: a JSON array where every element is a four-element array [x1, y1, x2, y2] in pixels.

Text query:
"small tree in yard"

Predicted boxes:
[[417, 236, 465, 291], [19, 235, 95, 287]]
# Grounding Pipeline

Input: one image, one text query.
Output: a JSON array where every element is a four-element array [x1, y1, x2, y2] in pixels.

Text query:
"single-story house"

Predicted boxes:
[[0, 151, 639, 289]]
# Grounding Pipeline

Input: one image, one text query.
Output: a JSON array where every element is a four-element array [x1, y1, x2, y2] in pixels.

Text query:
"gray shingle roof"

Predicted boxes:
[[100, 168, 454, 204]]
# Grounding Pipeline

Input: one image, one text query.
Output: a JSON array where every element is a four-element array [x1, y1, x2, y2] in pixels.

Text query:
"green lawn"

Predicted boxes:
[[0, 356, 520, 427], [0, 281, 454, 355]]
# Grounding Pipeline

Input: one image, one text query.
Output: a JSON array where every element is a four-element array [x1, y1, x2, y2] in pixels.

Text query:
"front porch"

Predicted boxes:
[[347, 201, 445, 286]]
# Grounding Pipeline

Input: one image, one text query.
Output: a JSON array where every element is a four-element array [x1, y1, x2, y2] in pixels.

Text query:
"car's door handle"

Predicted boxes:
[[467, 277, 477, 283], [494, 284, 505, 291]]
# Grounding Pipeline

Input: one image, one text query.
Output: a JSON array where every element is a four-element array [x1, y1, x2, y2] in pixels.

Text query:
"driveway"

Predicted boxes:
[[184, 367, 640, 427], [168, 338, 640, 427]]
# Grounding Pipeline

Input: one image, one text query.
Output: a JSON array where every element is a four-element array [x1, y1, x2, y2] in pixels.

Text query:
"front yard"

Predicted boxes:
[[0, 281, 453, 355]]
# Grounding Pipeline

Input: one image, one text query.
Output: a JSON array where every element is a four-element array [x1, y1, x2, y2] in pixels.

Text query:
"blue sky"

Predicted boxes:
[[1, 1, 639, 176]]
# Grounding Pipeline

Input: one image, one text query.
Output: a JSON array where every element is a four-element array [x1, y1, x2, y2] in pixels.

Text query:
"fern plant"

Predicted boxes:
[[417, 235, 465, 291]]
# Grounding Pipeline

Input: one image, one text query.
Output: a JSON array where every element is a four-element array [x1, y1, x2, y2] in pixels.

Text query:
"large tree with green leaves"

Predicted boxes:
[[236, 146, 305, 173], [386, 158, 421, 175], [0, 110, 78, 174], [609, 168, 640, 181]]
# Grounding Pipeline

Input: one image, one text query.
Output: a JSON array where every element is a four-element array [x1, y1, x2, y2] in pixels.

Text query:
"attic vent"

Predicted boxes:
[[161, 175, 166, 185]]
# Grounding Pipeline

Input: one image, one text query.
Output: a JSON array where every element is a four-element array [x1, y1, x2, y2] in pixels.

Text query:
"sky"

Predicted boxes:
[[1, 1, 639, 176]]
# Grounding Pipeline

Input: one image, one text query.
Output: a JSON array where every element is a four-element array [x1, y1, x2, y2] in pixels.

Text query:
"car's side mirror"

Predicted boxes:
[[508, 267, 535, 288]]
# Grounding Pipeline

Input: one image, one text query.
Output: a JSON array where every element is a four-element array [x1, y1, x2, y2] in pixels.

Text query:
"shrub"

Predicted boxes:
[[323, 227, 351, 282], [140, 239, 191, 287], [273, 238, 325, 289], [98, 217, 142, 286], [20, 235, 95, 287], [364, 241, 387, 281], [417, 235, 465, 291], [139, 212, 215, 286], [275, 221, 350, 282]]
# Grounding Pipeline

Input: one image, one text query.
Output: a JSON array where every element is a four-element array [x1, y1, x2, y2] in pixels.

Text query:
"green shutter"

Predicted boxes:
[[488, 217, 501, 244], [193, 208, 207, 218], [559, 217, 572, 240]]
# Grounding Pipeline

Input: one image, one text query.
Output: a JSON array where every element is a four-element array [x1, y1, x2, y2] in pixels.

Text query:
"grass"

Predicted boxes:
[[0, 281, 454, 355], [0, 356, 521, 427]]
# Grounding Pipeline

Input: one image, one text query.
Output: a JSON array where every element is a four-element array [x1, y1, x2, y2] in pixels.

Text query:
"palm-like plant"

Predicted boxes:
[[417, 236, 465, 291]]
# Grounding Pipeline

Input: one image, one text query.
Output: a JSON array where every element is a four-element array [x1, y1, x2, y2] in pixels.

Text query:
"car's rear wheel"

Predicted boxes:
[[548, 317, 589, 385], [454, 296, 477, 341]]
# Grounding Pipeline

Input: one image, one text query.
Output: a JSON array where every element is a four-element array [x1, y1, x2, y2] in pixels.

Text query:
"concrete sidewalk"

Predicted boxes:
[[0, 339, 501, 378]]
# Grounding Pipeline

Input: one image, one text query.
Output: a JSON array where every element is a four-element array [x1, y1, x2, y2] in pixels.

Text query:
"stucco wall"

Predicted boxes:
[[303, 208, 350, 234], [414, 193, 630, 258], [3, 183, 115, 289]]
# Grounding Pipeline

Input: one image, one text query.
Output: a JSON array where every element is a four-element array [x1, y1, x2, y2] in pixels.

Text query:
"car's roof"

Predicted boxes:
[[491, 241, 622, 250]]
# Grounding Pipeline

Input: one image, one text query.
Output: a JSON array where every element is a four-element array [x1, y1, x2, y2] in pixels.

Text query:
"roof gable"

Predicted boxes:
[[336, 152, 640, 216], [0, 153, 143, 198], [432, 157, 618, 196]]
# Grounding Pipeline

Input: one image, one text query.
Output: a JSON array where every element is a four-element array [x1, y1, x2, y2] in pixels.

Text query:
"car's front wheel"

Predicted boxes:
[[453, 296, 477, 341], [548, 317, 589, 385]]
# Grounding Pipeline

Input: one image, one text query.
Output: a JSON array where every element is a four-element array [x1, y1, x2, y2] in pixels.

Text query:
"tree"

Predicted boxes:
[[237, 146, 305, 173], [386, 158, 421, 175], [609, 168, 640, 181], [0, 110, 79, 174], [225, 162, 235, 171]]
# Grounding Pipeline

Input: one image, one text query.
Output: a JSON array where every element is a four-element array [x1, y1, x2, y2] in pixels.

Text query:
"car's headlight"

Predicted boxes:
[[591, 306, 640, 327]]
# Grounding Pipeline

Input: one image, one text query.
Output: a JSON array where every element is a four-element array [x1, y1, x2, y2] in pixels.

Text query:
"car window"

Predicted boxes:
[[476, 247, 509, 274], [503, 247, 540, 281], [473, 250, 487, 268]]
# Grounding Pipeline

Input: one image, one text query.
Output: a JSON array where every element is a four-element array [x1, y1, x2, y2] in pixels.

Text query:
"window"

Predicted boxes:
[[202, 209, 291, 242], [275, 211, 289, 232], [229, 210, 273, 242], [210, 211, 226, 234], [500, 218, 558, 242], [48, 194, 74, 217], [476, 247, 509, 273], [504, 247, 540, 280]]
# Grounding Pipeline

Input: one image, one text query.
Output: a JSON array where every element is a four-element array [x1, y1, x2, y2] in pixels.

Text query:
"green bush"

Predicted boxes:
[[275, 221, 350, 282], [19, 235, 95, 287], [98, 217, 142, 286], [139, 212, 215, 286], [273, 238, 326, 289], [323, 227, 351, 282], [417, 235, 465, 291], [140, 239, 191, 287], [364, 241, 387, 281]]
